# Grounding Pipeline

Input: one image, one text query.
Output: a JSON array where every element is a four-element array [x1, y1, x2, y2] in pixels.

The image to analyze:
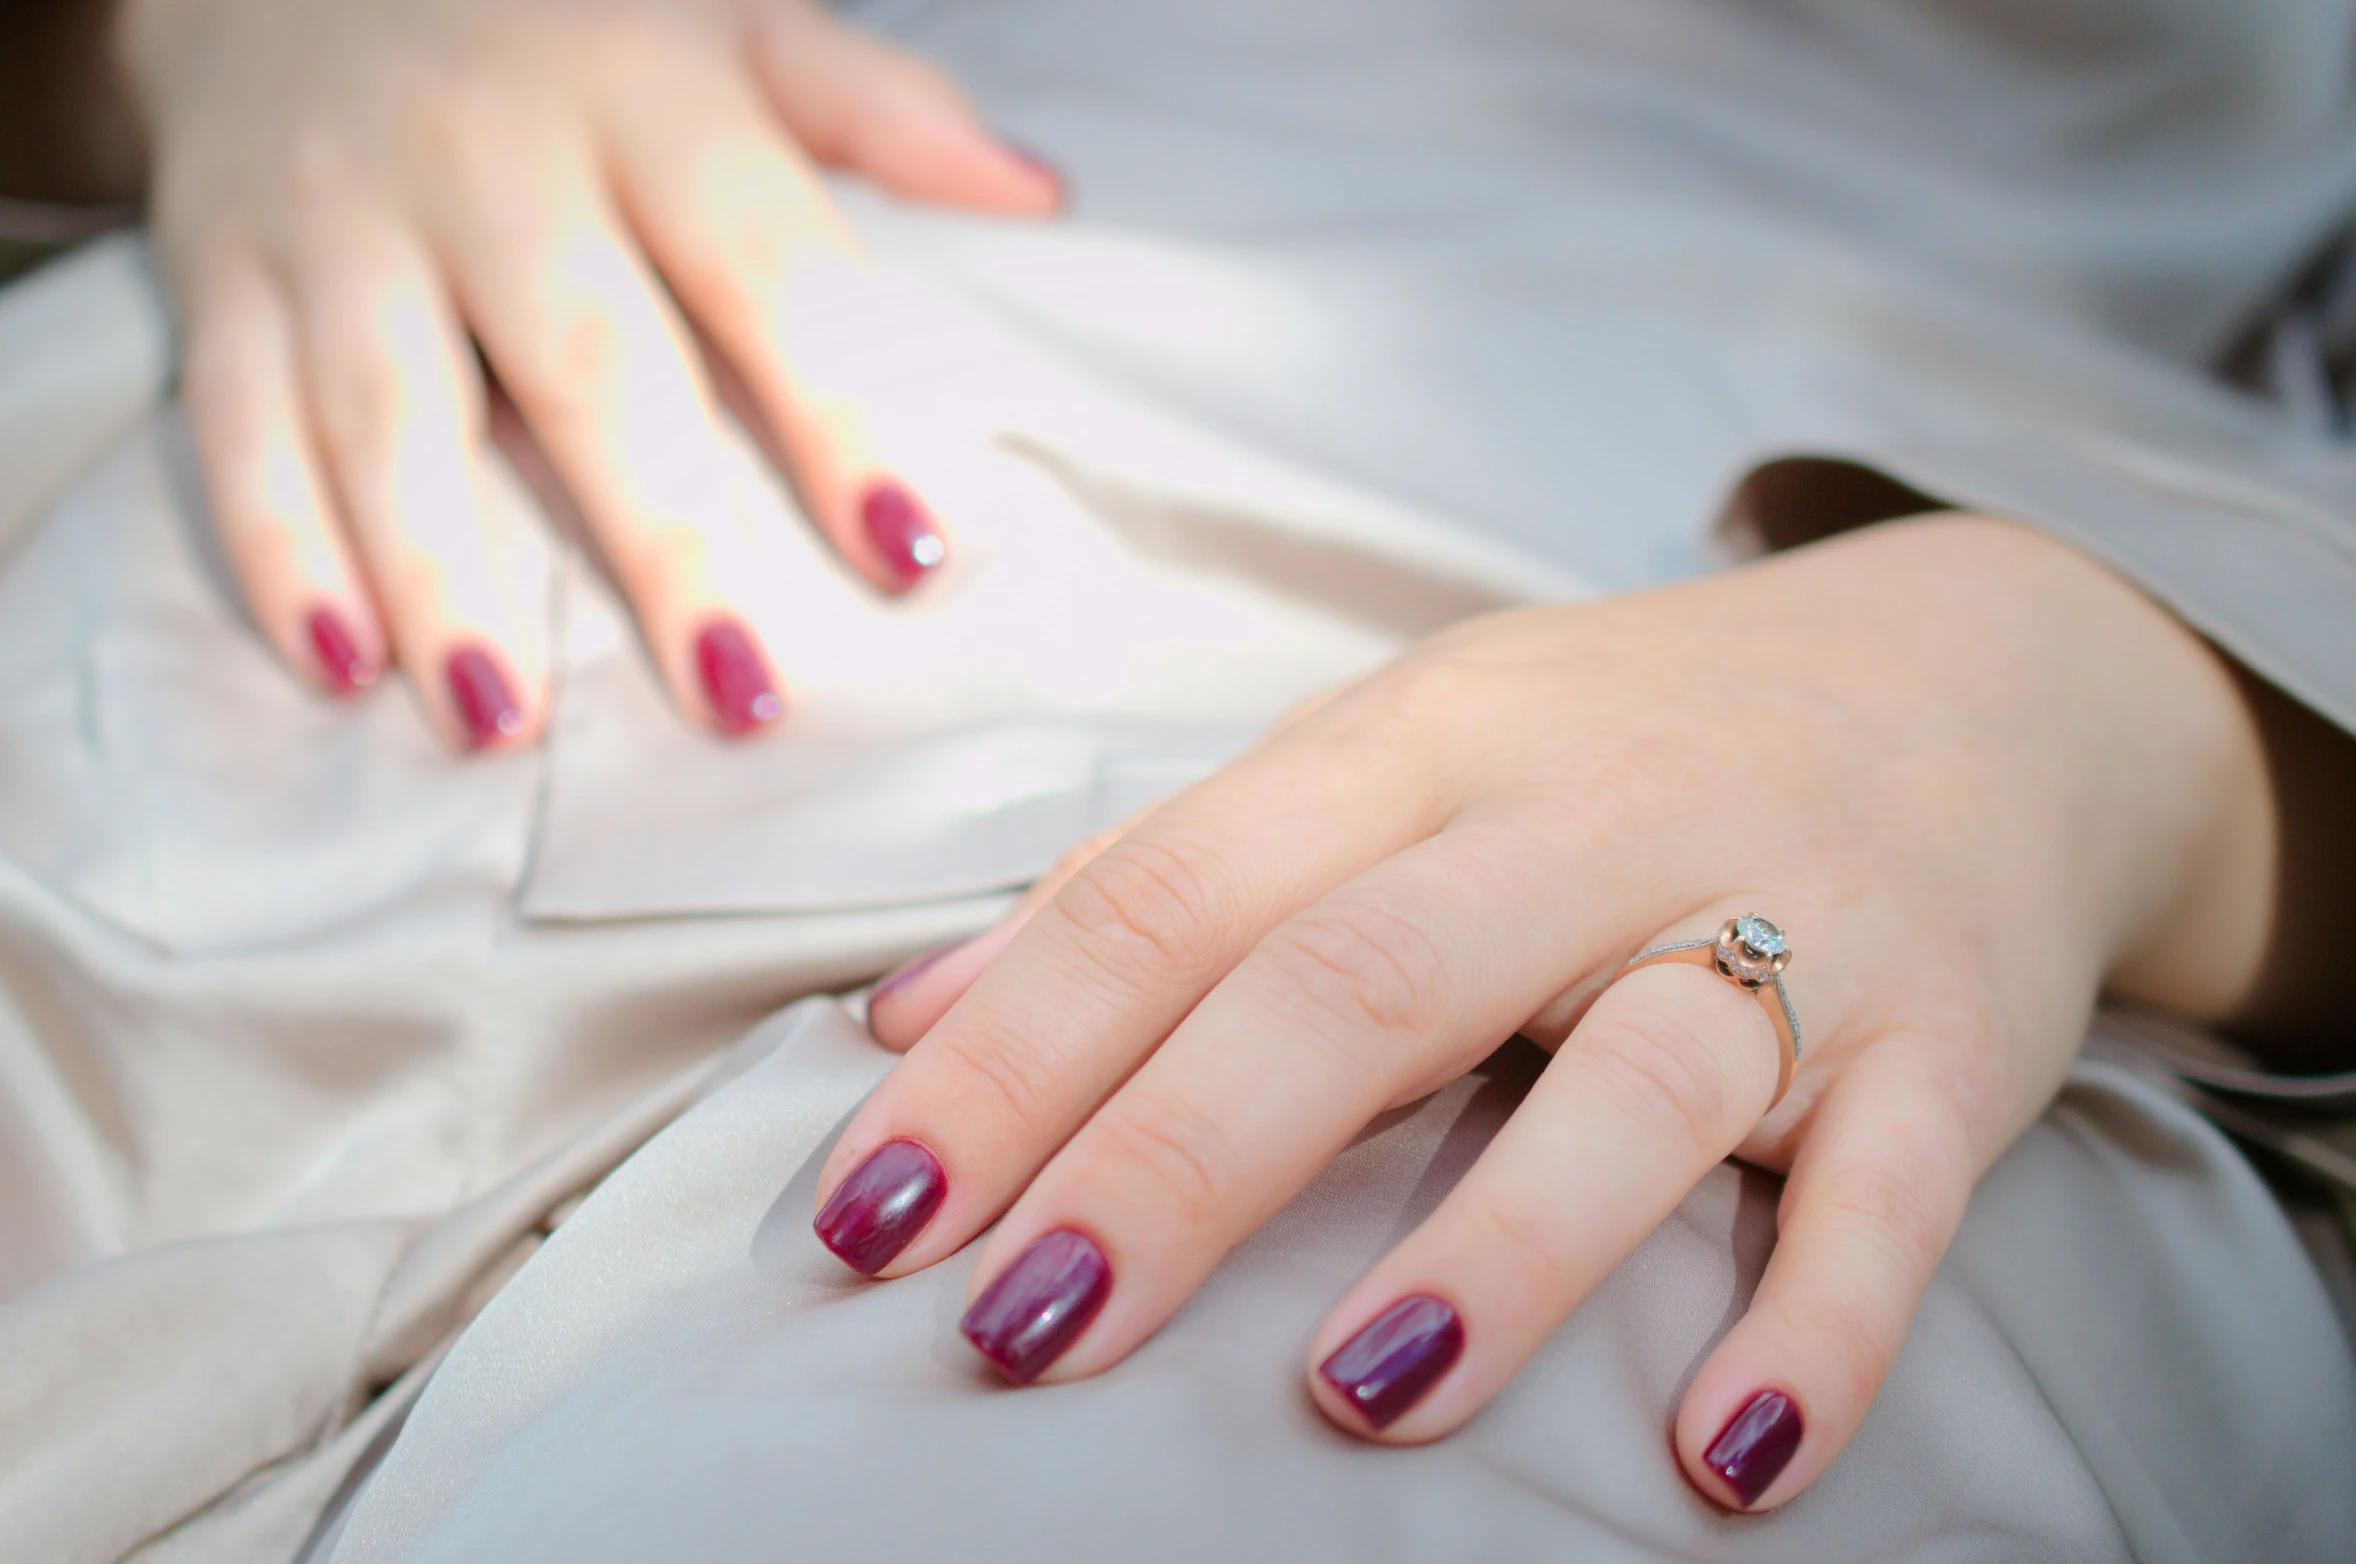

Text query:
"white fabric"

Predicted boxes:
[[4, 0, 2356, 1559]]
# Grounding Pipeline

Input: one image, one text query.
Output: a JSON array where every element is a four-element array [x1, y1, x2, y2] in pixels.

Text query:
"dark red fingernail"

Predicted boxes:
[[960, 1228, 1111, 1384], [306, 607, 376, 696], [1704, 1389, 1804, 1507], [694, 618, 783, 736], [815, 1139, 948, 1276], [870, 944, 955, 1008], [860, 482, 947, 589], [445, 646, 523, 749], [1318, 1294, 1463, 1430], [1005, 141, 1067, 203]]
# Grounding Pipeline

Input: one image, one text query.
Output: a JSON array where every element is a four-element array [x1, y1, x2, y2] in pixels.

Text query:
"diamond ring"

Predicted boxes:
[[1622, 915, 1801, 1110]]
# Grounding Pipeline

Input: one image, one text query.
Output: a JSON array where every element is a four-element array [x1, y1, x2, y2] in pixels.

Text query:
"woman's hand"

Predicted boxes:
[[818, 515, 2276, 1509], [119, 0, 1057, 747]]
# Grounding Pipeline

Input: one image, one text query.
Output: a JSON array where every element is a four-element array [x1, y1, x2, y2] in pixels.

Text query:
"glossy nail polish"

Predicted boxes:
[[1318, 1294, 1463, 1430], [860, 482, 947, 589], [870, 944, 954, 1007], [1704, 1389, 1804, 1507], [445, 646, 523, 749], [960, 1228, 1111, 1384], [306, 608, 375, 696], [694, 619, 782, 736], [814, 1139, 948, 1276]]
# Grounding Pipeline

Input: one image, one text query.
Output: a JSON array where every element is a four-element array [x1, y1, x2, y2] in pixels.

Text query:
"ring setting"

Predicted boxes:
[[1624, 915, 1802, 1110]]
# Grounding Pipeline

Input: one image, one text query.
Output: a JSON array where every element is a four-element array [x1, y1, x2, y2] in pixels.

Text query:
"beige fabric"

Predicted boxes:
[[320, 1002, 2356, 1564], [5, 0, 2356, 1558]]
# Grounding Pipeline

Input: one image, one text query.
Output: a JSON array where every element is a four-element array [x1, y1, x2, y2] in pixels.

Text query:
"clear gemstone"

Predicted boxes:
[[1733, 915, 1785, 958]]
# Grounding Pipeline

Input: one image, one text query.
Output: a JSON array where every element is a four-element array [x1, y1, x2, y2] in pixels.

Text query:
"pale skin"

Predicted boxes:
[[109, 0, 1059, 747], [835, 514, 2293, 1509], [9, 0, 2346, 1514]]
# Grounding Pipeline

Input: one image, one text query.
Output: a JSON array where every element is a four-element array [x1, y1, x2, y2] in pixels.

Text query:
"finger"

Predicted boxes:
[[949, 819, 1637, 1385], [1303, 957, 1782, 1441], [867, 819, 1131, 1050], [1673, 1043, 1974, 1510], [597, 48, 954, 595], [751, 4, 1062, 214], [281, 207, 548, 749], [411, 97, 796, 736], [866, 691, 1373, 1049], [181, 243, 386, 697], [812, 722, 1461, 1278]]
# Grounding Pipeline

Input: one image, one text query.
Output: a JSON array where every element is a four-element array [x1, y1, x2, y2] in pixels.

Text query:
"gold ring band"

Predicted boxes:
[[1622, 915, 1801, 1111]]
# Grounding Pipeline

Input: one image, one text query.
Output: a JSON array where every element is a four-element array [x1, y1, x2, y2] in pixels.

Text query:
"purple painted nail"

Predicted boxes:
[[1318, 1294, 1463, 1430], [694, 619, 783, 736], [960, 1228, 1111, 1384], [815, 1139, 948, 1276], [1704, 1389, 1804, 1507], [445, 646, 523, 749], [306, 608, 376, 696], [870, 944, 955, 1008], [860, 482, 947, 589]]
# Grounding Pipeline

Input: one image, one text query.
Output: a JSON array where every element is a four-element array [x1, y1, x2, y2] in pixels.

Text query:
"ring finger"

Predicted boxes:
[[1303, 949, 1785, 1441]]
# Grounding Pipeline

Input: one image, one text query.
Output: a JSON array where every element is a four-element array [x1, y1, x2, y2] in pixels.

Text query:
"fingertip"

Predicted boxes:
[[858, 480, 948, 593], [1310, 1293, 1467, 1440], [305, 605, 382, 698], [981, 137, 1068, 215], [442, 642, 535, 752], [693, 616, 785, 737], [1683, 1385, 1808, 1511]]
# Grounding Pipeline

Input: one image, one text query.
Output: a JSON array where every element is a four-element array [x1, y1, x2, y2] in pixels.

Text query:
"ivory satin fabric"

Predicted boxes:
[[4, 0, 2356, 1559]]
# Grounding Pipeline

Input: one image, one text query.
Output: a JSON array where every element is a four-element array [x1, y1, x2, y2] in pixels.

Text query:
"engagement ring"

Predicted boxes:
[[1623, 915, 1801, 1110]]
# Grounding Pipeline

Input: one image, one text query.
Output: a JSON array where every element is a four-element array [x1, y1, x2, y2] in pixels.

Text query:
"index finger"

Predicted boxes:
[[812, 728, 1456, 1277]]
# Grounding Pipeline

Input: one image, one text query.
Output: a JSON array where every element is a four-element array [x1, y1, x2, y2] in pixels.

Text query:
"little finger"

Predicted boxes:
[[1674, 1044, 1977, 1510], [181, 243, 384, 696]]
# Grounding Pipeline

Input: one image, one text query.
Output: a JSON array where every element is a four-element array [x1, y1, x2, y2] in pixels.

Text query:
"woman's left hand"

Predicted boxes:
[[816, 513, 2275, 1510]]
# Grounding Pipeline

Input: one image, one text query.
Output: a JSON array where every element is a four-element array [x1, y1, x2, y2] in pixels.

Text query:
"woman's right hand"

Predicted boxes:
[[117, 0, 1059, 747]]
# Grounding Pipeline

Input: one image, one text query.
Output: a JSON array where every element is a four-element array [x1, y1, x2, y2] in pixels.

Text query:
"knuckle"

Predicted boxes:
[[1088, 1096, 1236, 1234], [1460, 1193, 1579, 1296], [1584, 999, 1748, 1154], [930, 1011, 1067, 1144], [496, 300, 624, 425], [405, 63, 522, 178], [1811, 1159, 1956, 1279], [1779, 1290, 1897, 1406], [1361, 656, 1485, 736], [312, 345, 407, 470], [1255, 894, 1453, 1042], [1053, 834, 1237, 986]]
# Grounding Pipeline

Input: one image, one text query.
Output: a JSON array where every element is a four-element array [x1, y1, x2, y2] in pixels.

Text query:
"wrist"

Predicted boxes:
[[1910, 516, 2275, 1023]]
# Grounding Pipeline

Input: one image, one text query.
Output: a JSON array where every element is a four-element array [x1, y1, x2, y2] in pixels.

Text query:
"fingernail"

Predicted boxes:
[[960, 1228, 1111, 1384], [445, 646, 524, 749], [814, 1138, 948, 1276], [1704, 1389, 1804, 1507], [1005, 141, 1067, 202], [694, 618, 783, 736], [1318, 1294, 1463, 1431], [306, 607, 376, 696], [860, 482, 947, 589], [870, 943, 955, 1008]]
